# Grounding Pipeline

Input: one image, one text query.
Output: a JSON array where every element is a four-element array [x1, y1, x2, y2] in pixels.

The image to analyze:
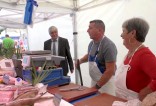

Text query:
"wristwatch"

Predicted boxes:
[[95, 83, 101, 89]]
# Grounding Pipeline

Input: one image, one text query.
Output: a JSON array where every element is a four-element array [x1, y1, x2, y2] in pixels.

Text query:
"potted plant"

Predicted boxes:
[[0, 43, 15, 59], [0, 42, 16, 72], [0, 41, 23, 77]]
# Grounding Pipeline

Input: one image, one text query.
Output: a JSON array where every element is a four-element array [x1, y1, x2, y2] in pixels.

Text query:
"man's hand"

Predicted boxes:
[[75, 59, 80, 69], [70, 69, 74, 74]]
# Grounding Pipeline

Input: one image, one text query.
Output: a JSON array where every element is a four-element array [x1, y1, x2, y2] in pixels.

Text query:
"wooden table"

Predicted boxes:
[[47, 83, 98, 102], [74, 93, 127, 106]]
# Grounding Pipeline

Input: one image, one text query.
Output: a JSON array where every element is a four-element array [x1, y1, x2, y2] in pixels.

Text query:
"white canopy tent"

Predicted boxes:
[[0, 0, 119, 62], [0, 0, 118, 28], [0, 0, 124, 84], [0, 0, 156, 86]]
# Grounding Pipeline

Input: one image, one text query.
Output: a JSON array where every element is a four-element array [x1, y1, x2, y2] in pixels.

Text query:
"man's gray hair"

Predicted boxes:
[[90, 19, 105, 31], [48, 26, 58, 34]]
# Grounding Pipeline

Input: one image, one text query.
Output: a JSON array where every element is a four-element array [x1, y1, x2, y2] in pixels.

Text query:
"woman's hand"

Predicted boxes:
[[139, 86, 153, 101]]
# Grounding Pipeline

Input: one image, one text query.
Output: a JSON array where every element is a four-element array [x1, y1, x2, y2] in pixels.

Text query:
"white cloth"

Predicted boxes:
[[89, 61, 115, 95], [115, 44, 143, 100], [112, 99, 141, 106], [91, 76, 115, 95], [141, 91, 156, 106], [115, 62, 139, 100], [89, 61, 102, 82]]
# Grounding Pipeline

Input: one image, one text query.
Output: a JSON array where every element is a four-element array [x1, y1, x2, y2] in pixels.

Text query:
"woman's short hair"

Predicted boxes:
[[122, 18, 149, 42]]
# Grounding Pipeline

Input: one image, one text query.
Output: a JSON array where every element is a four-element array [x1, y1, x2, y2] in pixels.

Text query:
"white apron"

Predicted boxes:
[[115, 44, 143, 100], [89, 39, 115, 95], [115, 63, 139, 100]]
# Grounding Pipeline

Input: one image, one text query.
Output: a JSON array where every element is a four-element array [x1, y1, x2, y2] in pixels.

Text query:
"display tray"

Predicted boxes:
[[74, 93, 127, 106], [47, 83, 98, 102], [23, 50, 51, 55]]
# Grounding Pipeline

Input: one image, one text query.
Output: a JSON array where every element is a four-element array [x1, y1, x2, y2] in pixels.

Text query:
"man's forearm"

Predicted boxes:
[[97, 69, 114, 87], [79, 54, 88, 64], [96, 62, 116, 87]]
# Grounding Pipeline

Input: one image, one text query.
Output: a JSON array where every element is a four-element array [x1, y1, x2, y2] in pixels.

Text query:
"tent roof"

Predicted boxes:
[[0, 0, 118, 29]]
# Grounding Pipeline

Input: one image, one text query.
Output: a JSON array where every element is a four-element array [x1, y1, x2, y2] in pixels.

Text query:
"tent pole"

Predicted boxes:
[[72, 11, 79, 84], [26, 27, 30, 50]]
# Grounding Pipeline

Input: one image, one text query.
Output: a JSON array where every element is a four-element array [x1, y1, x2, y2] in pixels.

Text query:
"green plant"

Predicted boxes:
[[1, 42, 15, 59], [0, 29, 4, 34], [0, 44, 23, 59], [27, 60, 59, 86], [14, 47, 22, 59]]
